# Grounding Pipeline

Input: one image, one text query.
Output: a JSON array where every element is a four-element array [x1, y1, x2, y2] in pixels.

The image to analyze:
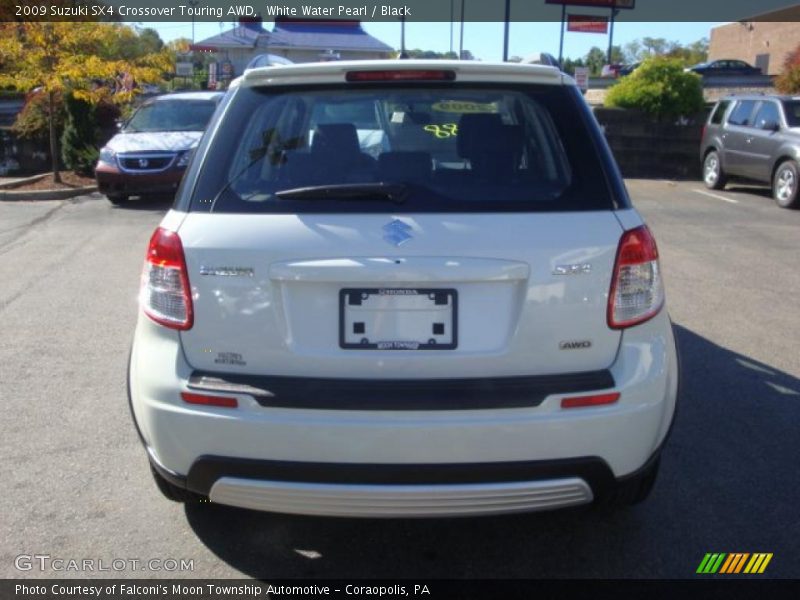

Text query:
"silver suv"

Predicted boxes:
[[701, 94, 800, 208]]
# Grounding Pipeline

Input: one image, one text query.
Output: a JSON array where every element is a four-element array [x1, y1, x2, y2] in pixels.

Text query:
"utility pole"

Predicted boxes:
[[459, 0, 465, 59], [558, 4, 566, 65], [503, 0, 510, 61], [400, 15, 407, 58], [607, 8, 619, 64]]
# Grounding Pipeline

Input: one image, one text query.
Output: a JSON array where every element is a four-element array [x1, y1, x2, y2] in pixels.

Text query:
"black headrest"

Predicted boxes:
[[312, 123, 361, 156], [378, 152, 433, 180], [457, 113, 523, 159]]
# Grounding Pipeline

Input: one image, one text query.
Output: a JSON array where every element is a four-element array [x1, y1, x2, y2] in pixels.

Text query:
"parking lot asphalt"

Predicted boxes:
[[1, 180, 799, 579]]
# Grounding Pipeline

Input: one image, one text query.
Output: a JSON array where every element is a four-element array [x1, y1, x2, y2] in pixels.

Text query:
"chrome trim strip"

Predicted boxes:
[[209, 477, 593, 517]]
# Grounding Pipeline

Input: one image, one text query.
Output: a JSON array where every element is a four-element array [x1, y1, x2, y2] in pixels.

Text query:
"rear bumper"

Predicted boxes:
[[130, 310, 679, 515]]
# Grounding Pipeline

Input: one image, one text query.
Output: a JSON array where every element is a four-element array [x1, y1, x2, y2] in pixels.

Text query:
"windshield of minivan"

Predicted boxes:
[[189, 84, 614, 213], [125, 99, 218, 133], [783, 101, 800, 127]]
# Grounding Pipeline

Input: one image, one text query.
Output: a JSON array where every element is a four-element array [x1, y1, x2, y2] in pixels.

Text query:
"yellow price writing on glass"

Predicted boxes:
[[423, 124, 458, 139]]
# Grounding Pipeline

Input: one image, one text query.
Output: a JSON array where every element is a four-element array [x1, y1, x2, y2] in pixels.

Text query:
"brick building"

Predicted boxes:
[[709, 7, 800, 75]]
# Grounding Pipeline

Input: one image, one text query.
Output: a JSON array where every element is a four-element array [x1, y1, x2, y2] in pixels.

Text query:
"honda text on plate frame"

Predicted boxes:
[[128, 61, 679, 517]]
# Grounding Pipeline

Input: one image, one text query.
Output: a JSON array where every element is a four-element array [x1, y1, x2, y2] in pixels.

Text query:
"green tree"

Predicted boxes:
[[605, 57, 705, 118], [0, 23, 169, 182], [61, 93, 99, 176], [624, 40, 642, 63], [641, 37, 669, 57], [585, 47, 607, 75], [561, 57, 586, 76]]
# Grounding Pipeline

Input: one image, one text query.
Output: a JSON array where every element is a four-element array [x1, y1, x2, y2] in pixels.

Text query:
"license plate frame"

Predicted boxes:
[[339, 288, 458, 350]]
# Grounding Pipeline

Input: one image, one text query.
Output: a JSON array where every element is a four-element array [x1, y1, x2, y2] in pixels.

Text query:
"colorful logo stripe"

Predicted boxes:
[[697, 553, 773, 574]]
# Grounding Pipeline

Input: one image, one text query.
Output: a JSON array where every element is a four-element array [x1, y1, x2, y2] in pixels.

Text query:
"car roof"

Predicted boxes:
[[238, 59, 569, 88], [150, 92, 224, 102], [719, 94, 797, 102]]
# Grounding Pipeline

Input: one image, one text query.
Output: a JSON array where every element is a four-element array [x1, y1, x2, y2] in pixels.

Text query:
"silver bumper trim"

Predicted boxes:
[[208, 476, 593, 517]]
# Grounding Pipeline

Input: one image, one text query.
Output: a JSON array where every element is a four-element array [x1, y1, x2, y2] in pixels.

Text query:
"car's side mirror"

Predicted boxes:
[[761, 119, 780, 132]]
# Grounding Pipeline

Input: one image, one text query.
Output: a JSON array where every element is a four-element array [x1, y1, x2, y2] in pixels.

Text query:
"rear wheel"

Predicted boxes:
[[703, 150, 727, 190], [106, 194, 129, 206], [597, 457, 660, 509], [773, 160, 800, 209], [150, 464, 206, 504]]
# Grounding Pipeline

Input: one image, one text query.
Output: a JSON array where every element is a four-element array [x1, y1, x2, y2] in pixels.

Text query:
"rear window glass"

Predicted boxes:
[[783, 101, 800, 127], [125, 99, 218, 133], [188, 84, 615, 214], [727, 100, 756, 127], [710, 101, 730, 124]]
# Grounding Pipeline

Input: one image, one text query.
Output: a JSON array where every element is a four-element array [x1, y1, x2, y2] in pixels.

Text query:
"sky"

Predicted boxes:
[[147, 21, 720, 62]]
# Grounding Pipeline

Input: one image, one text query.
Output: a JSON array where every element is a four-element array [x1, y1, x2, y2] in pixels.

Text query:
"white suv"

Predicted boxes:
[[128, 60, 679, 517]]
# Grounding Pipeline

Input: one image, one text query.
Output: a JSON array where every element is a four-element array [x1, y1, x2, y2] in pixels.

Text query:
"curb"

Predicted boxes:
[[0, 185, 98, 201], [0, 172, 50, 190]]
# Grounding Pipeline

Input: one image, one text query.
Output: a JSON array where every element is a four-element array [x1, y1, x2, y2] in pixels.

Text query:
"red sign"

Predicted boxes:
[[546, 0, 635, 9], [567, 14, 609, 33]]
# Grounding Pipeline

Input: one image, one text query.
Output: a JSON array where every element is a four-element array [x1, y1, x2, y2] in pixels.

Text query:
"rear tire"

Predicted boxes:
[[598, 457, 660, 509], [773, 160, 800, 209], [107, 194, 129, 206], [150, 464, 206, 504], [703, 150, 727, 190]]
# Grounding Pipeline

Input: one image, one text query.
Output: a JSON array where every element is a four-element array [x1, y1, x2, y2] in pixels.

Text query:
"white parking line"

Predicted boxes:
[[692, 188, 739, 204]]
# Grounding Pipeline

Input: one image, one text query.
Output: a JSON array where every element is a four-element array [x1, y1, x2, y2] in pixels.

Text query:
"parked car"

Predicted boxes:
[[618, 62, 641, 77], [95, 91, 223, 205], [686, 59, 762, 77], [129, 60, 679, 517], [701, 94, 800, 208], [601, 64, 623, 78]]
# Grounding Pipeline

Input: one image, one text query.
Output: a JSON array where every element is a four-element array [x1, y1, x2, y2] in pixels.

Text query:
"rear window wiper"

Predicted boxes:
[[275, 183, 408, 204]]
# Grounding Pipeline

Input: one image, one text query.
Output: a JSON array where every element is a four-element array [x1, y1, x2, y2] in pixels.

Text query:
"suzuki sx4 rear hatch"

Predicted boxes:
[[130, 62, 678, 516]]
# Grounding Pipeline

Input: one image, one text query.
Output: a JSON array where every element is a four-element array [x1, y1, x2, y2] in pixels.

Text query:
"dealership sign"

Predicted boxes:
[[567, 14, 609, 33], [546, 0, 635, 9]]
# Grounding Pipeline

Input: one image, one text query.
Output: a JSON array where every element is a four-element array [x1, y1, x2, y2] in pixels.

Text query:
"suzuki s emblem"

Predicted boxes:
[[138, 158, 149, 168], [382, 219, 413, 246]]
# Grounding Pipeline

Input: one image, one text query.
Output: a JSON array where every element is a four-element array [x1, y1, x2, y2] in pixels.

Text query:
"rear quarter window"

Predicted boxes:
[[709, 101, 730, 125], [186, 83, 619, 214]]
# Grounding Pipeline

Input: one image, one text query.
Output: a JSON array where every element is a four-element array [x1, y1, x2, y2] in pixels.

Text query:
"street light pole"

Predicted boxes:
[[450, 0, 454, 56], [189, 0, 199, 44]]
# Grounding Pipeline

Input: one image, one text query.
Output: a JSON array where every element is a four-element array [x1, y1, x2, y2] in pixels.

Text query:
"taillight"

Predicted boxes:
[[607, 225, 664, 329], [140, 227, 193, 330], [346, 70, 456, 82]]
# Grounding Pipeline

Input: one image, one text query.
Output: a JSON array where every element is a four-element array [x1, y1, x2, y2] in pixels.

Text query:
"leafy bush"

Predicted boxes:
[[12, 91, 65, 140], [61, 93, 99, 175], [776, 43, 800, 94], [605, 57, 705, 118]]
